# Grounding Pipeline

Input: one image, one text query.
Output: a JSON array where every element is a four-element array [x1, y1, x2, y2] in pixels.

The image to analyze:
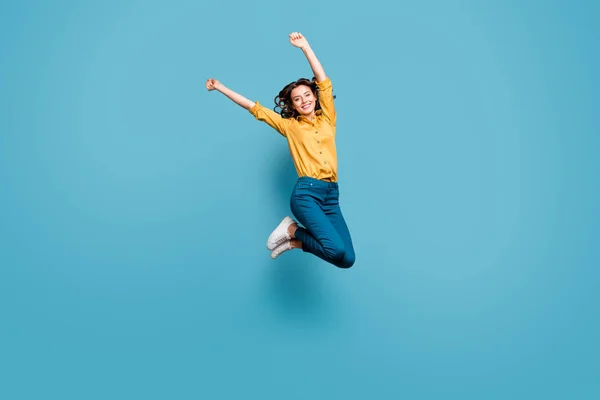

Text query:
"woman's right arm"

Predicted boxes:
[[206, 78, 255, 110], [206, 78, 289, 136]]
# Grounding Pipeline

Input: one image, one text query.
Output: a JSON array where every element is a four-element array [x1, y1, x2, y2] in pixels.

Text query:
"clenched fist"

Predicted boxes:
[[289, 32, 308, 49], [205, 78, 221, 91]]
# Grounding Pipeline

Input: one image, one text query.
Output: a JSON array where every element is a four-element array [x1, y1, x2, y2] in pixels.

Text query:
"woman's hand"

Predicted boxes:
[[289, 32, 309, 49], [205, 78, 222, 91], [290, 32, 326, 82], [205, 79, 255, 110]]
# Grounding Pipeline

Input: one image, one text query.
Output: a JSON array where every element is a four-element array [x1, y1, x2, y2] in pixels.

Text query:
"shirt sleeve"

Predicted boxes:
[[249, 101, 288, 137], [316, 77, 336, 126]]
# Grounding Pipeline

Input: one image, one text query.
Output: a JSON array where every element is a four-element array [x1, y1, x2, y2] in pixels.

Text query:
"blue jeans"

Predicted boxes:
[[290, 177, 356, 269]]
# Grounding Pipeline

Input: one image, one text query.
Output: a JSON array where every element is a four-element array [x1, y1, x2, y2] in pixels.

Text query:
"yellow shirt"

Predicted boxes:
[[249, 77, 338, 182]]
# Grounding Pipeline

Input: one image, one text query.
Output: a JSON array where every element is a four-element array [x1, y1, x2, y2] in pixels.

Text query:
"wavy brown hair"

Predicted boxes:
[[273, 77, 335, 119]]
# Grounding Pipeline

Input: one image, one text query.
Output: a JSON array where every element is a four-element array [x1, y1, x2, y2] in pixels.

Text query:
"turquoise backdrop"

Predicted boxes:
[[1, 1, 598, 399]]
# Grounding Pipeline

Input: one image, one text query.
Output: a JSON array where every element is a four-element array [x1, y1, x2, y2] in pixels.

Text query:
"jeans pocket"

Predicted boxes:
[[295, 180, 314, 191]]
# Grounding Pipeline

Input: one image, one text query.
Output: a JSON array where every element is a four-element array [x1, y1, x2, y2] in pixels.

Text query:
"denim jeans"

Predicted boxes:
[[290, 177, 355, 269]]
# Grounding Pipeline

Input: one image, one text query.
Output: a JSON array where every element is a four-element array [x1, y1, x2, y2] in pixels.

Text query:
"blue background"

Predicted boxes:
[[1, 1, 598, 398]]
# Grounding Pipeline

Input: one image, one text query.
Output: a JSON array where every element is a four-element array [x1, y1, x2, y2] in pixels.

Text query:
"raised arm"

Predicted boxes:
[[289, 32, 326, 83], [206, 78, 255, 110], [289, 32, 335, 125], [206, 78, 289, 136]]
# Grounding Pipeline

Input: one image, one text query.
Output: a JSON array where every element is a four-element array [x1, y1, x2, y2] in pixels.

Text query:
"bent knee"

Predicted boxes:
[[328, 247, 355, 269], [343, 252, 356, 268], [323, 242, 355, 269], [337, 251, 355, 269], [324, 245, 345, 262]]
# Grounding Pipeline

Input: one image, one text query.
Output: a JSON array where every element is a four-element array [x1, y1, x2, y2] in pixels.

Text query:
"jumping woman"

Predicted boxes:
[[206, 32, 355, 269]]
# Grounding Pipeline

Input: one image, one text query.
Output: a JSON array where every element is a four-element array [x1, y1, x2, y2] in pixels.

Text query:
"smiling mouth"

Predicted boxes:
[[301, 103, 312, 110]]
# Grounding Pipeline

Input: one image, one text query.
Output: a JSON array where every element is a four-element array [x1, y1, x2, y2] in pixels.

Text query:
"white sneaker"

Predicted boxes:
[[266, 216, 296, 250], [270, 240, 292, 259]]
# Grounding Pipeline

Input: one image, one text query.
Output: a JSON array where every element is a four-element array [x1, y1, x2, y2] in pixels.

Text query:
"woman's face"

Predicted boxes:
[[290, 85, 317, 117]]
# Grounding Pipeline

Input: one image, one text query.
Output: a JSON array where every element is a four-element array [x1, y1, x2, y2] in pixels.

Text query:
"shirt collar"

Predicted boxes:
[[296, 110, 322, 123]]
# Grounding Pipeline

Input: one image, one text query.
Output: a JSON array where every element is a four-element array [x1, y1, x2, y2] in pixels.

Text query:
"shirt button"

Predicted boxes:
[[320, 151, 322, 154], [317, 140, 320, 143]]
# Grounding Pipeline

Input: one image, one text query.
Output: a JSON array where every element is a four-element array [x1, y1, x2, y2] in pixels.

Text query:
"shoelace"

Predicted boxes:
[[275, 234, 289, 246]]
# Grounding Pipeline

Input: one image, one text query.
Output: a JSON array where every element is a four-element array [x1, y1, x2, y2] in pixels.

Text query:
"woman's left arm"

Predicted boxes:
[[289, 32, 326, 83]]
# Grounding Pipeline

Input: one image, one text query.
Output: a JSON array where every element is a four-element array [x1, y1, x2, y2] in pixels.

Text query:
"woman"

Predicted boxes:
[[206, 32, 355, 269]]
